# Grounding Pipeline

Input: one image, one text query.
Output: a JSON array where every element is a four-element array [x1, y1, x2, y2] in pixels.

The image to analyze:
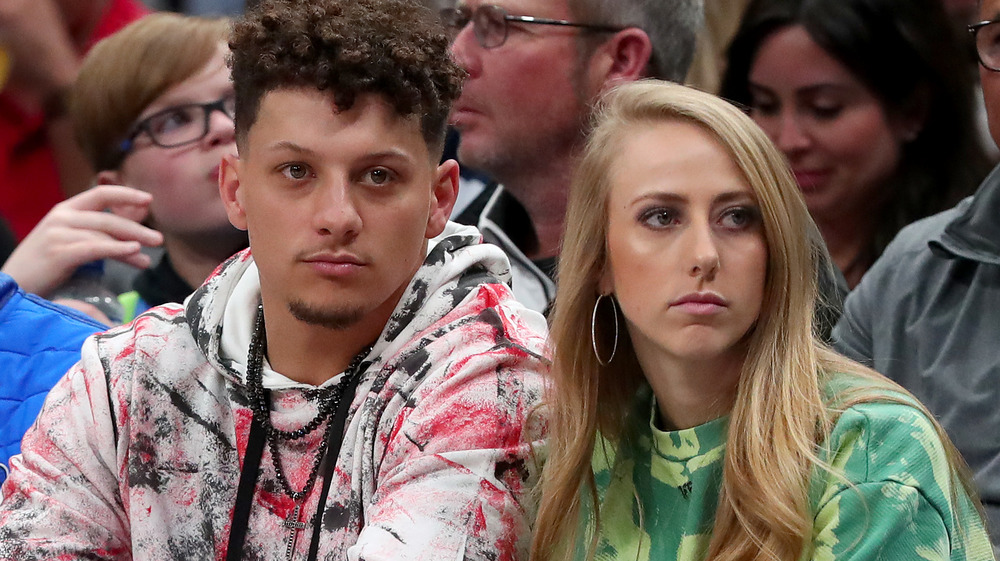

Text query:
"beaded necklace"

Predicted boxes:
[[243, 304, 372, 558]]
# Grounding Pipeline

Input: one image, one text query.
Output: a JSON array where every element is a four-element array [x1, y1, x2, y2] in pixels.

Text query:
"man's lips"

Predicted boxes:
[[449, 105, 483, 126], [301, 252, 366, 277], [669, 292, 728, 315]]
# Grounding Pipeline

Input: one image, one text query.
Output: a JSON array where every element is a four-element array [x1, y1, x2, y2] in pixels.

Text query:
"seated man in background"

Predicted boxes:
[[443, 0, 845, 338], [0, 0, 548, 559], [833, 0, 1000, 549]]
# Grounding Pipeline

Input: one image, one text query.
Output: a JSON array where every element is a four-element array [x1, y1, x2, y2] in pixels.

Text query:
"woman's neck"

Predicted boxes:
[[814, 214, 878, 288], [636, 347, 744, 431]]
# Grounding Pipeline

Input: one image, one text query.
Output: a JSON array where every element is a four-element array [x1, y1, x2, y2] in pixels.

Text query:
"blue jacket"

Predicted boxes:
[[0, 272, 105, 484]]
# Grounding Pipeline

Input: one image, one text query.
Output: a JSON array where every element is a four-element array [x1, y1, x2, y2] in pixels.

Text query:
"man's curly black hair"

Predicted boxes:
[[229, 0, 465, 155]]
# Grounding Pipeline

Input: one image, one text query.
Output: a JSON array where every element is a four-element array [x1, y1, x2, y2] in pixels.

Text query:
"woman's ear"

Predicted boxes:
[[598, 261, 614, 295], [894, 84, 930, 142]]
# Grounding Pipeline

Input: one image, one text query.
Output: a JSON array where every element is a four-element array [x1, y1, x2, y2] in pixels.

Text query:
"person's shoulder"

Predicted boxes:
[[873, 200, 970, 268], [443, 280, 550, 366], [422, 229, 550, 355], [397, 282, 549, 418], [842, 200, 969, 308], [0, 274, 105, 352], [825, 386, 948, 488], [87, 303, 192, 368]]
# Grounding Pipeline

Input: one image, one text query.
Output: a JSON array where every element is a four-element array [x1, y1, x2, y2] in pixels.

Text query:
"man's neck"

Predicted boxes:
[[261, 303, 383, 387], [497, 155, 577, 261]]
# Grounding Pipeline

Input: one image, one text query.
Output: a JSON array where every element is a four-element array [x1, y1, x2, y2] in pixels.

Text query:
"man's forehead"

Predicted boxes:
[[982, 0, 1000, 19], [460, 0, 569, 16], [248, 88, 428, 157]]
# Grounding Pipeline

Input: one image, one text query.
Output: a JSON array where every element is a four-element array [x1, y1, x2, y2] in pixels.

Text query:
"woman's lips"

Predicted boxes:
[[669, 292, 728, 315], [793, 169, 830, 192]]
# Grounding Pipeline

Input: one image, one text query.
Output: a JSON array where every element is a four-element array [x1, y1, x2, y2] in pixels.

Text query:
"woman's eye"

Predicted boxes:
[[639, 208, 679, 228], [281, 163, 310, 180], [720, 206, 760, 229], [810, 102, 843, 120], [749, 100, 778, 117], [748, 93, 779, 117]]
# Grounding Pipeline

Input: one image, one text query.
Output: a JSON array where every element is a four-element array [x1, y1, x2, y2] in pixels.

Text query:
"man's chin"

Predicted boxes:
[[288, 300, 364, 330]]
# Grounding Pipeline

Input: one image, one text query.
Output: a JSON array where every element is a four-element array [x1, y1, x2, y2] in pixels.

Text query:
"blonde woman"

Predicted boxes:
[[531, 80, 993, 561]]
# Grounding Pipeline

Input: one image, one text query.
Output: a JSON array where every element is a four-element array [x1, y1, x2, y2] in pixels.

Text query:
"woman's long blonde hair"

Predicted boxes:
[[530, 80, 979, 561]]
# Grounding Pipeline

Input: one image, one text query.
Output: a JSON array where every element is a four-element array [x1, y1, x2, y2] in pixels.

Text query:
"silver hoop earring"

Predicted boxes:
[[591, 293, 619, 366]]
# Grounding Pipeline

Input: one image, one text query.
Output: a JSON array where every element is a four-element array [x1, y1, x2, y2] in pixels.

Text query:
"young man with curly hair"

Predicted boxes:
[[0, 0, 549, 559]]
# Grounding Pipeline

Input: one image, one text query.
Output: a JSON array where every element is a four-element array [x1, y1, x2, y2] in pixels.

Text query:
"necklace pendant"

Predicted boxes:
[[283, 502, 308, 561]]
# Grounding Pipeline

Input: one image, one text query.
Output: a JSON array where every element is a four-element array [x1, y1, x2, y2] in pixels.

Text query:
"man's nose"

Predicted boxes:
[[312, 178, 363, 239], [449, 21, 482, 78]]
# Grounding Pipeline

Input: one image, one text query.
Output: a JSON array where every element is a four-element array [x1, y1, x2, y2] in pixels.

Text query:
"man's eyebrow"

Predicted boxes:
[[262, 143, 420, 163], [361, 148, 416, 161], [265, 140, 317, 157]]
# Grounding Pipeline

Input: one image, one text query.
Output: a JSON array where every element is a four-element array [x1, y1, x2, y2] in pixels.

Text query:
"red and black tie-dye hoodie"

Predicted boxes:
[[0, 223, 549, 561]]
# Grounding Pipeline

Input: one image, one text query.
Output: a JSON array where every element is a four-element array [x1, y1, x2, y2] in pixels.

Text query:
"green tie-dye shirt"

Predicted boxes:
[[587, 378, 994, 561]]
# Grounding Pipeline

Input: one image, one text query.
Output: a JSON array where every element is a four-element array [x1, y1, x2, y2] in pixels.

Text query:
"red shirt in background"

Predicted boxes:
[[0, 0, 149, 240]]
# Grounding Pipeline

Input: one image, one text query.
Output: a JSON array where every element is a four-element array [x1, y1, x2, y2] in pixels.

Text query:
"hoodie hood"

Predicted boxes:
[[186, 222, 515, 387]]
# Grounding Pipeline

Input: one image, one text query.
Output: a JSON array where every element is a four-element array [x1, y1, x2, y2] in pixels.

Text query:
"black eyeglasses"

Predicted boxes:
[[969, 19, 1000, 72], [439, 4, 626, 49], [119, 94, 236, 156]]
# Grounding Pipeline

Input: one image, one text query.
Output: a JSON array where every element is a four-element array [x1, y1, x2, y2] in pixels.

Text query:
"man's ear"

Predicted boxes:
[[426, 158, 460, 239], [219, 154, 248, 231], [585, 28, 653, 94]]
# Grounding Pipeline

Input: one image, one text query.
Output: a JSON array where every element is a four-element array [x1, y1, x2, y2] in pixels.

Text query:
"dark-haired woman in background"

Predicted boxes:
[[721, 0, 993, 287]]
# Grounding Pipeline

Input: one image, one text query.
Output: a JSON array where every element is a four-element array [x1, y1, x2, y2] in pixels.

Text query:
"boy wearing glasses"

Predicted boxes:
[[1, 13, 251, 323], [0, 0, 549, 559], [69, 13, 248, 322], [1, 13, 242, 323], [0, 10, 243, 501]]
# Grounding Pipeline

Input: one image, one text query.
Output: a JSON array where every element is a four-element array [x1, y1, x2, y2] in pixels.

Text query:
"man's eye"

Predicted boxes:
[[364, 168, 393, 185], [281, 164, 310, 180]]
